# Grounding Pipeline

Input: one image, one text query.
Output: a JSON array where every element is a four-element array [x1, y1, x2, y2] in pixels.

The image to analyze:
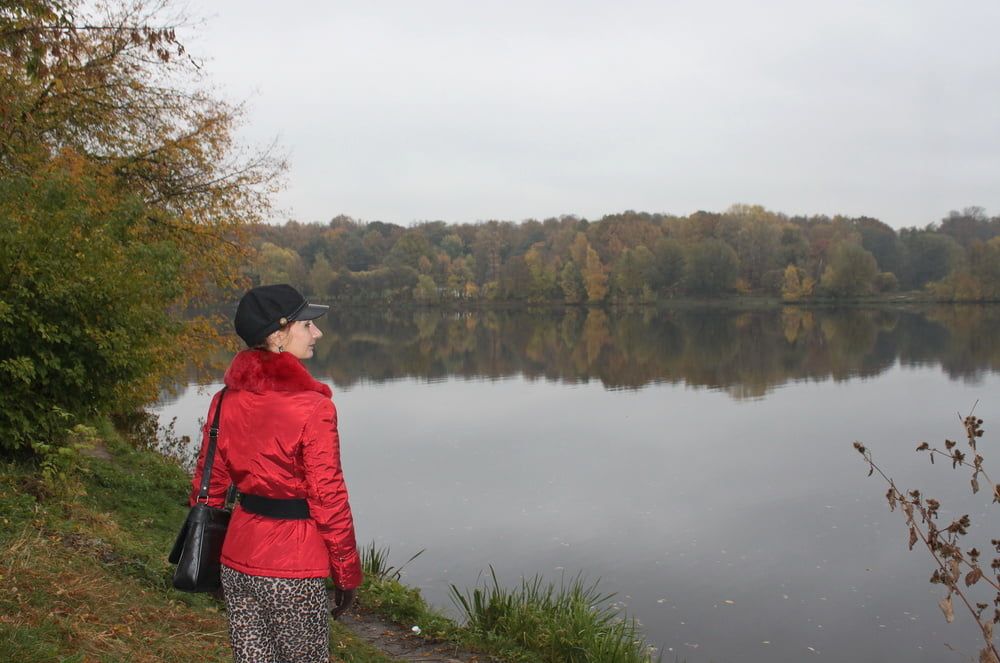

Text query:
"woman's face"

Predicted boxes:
[[276, 319, 323, 359]]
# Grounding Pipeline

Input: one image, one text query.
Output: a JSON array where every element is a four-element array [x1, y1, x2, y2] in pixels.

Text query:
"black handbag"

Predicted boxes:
[[169, 387, 233, 593]]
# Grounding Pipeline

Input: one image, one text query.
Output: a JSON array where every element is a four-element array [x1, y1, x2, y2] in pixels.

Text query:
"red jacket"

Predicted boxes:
[[189, 349, 363, 589]]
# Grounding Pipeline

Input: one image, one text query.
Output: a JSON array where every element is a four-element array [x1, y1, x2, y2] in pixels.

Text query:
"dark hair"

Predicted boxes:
[[251, 320, 292, 350]]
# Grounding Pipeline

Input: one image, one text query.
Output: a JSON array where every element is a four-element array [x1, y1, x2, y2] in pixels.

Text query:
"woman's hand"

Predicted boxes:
[[329, 586, 357, 620]]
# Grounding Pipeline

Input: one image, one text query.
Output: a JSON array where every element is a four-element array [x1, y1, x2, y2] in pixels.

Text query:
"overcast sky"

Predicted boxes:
[[187, 0, 1000, 229]]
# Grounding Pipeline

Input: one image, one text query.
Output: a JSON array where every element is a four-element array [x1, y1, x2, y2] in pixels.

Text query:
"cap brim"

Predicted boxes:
[[291, 302, 330, 321]]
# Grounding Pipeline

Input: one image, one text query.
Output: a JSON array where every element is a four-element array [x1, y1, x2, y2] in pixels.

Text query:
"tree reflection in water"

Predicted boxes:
[[299, 305, 1000, 398]]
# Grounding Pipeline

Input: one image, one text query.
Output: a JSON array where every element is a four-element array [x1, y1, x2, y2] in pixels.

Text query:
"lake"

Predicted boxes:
[[154, 304, 1000, 662]]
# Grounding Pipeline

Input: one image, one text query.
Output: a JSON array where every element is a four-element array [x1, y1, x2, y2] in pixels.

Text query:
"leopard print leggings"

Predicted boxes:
[[221, 565, 328, 663]]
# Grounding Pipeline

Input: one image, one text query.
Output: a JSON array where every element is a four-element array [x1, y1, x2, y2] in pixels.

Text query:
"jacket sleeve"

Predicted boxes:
[[301, 398, 363, 589], [188, 390, 232, 508]]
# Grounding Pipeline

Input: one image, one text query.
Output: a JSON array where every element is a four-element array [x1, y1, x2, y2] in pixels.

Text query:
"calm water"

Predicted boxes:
[[155, 305, 1000, 662]]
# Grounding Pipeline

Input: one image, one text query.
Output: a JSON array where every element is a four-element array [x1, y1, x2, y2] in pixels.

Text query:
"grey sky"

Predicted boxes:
[[190, 0, 1000, 228]]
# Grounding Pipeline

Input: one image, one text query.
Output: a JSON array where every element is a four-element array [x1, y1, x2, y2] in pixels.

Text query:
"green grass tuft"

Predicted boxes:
[[361, 541, 424, 581], [450, 566, 661, 663]]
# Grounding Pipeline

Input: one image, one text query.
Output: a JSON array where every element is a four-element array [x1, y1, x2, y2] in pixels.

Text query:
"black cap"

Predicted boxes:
[[234, 284, 330, 347]]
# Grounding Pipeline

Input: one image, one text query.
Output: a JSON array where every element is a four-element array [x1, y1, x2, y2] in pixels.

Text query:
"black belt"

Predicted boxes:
[[240, 493, 311, 520]]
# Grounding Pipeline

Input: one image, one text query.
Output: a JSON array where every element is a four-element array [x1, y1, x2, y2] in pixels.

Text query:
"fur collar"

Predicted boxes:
[[224, 349, 332, 397]]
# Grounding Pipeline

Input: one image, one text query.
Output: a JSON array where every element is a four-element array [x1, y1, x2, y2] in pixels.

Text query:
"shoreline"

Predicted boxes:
[[0, 425, 660, 662]]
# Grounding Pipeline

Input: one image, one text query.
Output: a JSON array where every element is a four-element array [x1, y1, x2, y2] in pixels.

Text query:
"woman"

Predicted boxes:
[[190, 283, 362, 663]]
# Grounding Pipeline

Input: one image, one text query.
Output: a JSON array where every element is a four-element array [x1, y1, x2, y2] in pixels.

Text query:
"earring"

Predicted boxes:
[[278, 345, 284, 352]]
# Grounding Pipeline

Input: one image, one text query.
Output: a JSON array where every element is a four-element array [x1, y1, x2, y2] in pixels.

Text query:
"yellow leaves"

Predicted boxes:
[[781, 264, 803, 300], [582, 244, 608, 302]]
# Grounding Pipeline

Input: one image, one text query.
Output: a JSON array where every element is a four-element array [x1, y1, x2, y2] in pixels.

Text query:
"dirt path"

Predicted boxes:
[[338, 607, 505, 663]]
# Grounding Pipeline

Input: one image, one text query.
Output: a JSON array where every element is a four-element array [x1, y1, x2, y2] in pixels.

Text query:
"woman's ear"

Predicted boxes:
[[264, 328, 286, 353]]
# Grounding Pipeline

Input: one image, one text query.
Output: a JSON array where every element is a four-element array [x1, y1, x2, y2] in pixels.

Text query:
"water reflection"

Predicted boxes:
[[153, 305, 1000, 662], [298, 305, 1000, 397]]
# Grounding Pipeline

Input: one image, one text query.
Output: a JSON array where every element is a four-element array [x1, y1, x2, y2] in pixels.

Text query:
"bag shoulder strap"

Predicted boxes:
[[197, 387, 229, 502]]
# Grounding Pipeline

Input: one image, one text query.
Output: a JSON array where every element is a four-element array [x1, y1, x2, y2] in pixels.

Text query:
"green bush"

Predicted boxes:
[[0, 163, 186, 453]]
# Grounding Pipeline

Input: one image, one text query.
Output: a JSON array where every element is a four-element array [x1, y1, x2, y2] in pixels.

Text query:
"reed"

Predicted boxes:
[[449, 566, 660, 663], [361, 541, 424, 581]]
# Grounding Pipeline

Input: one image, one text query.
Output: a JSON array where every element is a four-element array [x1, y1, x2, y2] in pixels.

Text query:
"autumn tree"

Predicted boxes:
[[386, 231, 434, 271], [413, 274, 438, 303], [898, 229, 962, 289], [969, 238, 1000, 299], [471, 222, 507, 286], [442, 255, 472, 296], [611, 246, 654, 301], [523, 242, 558, 302], [256, 241, 305, 285], [932, 238, 1000, 301], [819, 242, 878, 297], [0, 0, 283, 452], [650, 237, 685, 293], [938, 207, 1000, 249], [726, 204, 781, 291], [307, 254, 336, 296], [781, 264, 815, 301], [581, 240, 609, 303], [855, 216, 904, 275], [1, 1, 281, 294], [683, 239, 740, 295], [587, 211, 661, 263], [559, 260, 585, 304], [794, 215, 861, 284], [775, 224, 809, 268], [359, 222, 403, 267], [441, 232, 465, 259]]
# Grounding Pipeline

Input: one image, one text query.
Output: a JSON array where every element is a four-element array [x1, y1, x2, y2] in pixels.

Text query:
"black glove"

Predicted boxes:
[[329, 586, 357, 620]]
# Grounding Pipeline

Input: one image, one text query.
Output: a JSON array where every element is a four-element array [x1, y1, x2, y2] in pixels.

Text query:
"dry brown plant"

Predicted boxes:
[[855, 403, 1000, 662]]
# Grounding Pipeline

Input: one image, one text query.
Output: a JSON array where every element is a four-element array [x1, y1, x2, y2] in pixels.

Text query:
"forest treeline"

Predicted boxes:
[[291, 306, 1000, 397], [251, 205, 1000, 304]]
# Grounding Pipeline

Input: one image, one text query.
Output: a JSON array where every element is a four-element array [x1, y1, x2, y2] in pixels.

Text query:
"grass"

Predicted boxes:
[[450, 567, 661, 663], [0, 432, 393, 663], [1, 428, 661, 663], [358, 548, 662, 662], [0, 527, 231, 661], [360, 541, 425, 582]]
